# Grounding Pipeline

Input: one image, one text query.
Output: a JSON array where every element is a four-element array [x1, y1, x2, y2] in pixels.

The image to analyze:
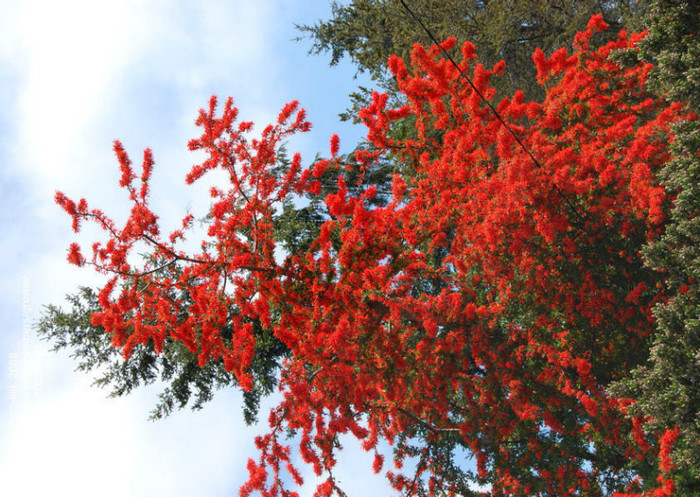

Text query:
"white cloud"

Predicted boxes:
[[14, 0, 148, 187], [1, 371, 136, 496]]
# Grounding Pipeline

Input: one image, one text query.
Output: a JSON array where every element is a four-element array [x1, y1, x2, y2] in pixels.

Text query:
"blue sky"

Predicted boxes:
[[0, 1, 397, 495]]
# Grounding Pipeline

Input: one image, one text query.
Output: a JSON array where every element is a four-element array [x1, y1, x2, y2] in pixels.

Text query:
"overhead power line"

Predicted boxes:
[[398, 0, 543, 169], [397, 0, 585, 224]]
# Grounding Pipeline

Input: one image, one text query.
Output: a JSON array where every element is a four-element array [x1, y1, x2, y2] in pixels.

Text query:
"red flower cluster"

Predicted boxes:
[[58, 16, 686, 497]]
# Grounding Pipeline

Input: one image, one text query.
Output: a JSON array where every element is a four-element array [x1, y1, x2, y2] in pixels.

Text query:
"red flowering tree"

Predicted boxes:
[[54, 16, 688, 497]]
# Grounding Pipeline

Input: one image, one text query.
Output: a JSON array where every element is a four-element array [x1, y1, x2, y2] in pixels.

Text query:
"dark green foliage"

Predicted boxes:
[[37, 285, 288, 423], [36, 287, 229, 419], [610, 1, 700, 494], [614, 122, 700, 493], [298, 0, 648, 117], [274, 200, 325, 255], [639, 0, 700, 107]]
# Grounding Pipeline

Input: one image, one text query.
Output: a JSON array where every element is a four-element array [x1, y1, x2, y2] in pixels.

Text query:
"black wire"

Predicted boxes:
[[398, 0, 585, 225], [399, 0, 542, 168]]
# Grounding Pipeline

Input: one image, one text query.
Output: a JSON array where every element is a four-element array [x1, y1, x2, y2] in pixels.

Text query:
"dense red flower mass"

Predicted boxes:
[[57, 16, 688, 497]]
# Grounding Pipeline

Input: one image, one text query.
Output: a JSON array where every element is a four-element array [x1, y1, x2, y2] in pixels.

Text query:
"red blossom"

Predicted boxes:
[[56, 17, 690, 497], [66, 242, 84, 266]]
